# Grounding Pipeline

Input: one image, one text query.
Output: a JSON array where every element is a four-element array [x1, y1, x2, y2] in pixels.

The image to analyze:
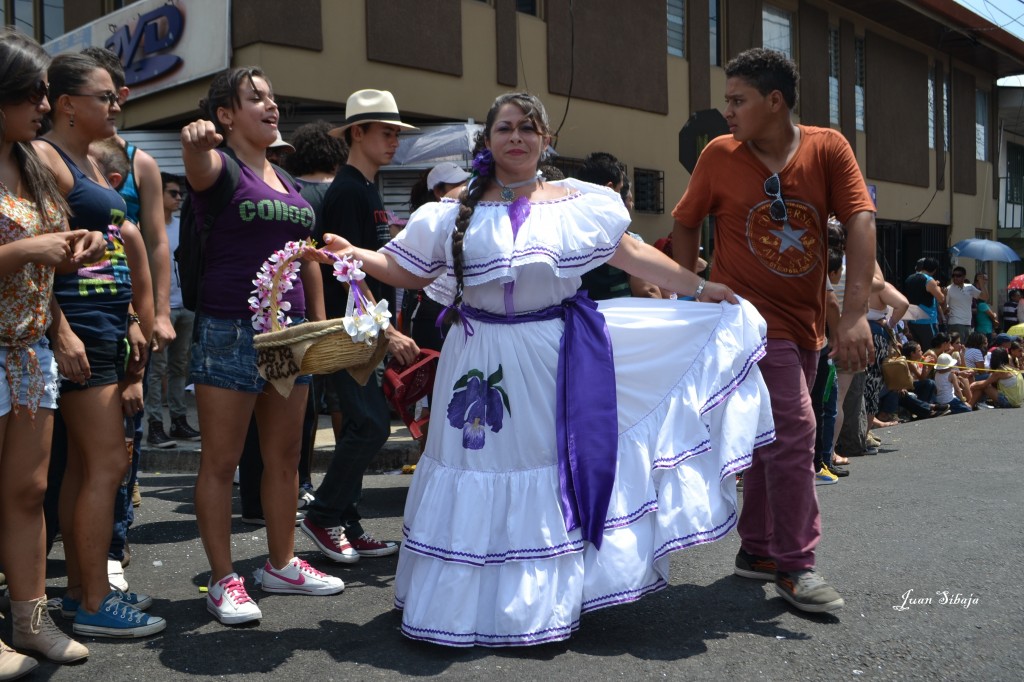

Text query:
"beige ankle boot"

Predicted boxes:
[[0, 637, 36, 681], [11, 597, 89, 663]]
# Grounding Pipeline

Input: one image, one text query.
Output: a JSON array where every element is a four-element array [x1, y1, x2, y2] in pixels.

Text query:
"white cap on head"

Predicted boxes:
[[269, 131, 294, 152], [935, 353, 956, 370], [427, 162, 471, 190]]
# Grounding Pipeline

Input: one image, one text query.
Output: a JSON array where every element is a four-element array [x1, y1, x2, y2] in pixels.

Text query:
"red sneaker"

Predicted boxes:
[[349, 532, 399, 557], [299, 519, 360, 564]]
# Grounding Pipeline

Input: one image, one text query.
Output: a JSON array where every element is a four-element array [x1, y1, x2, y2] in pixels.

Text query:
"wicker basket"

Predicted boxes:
[[252, 250, 388, 385]]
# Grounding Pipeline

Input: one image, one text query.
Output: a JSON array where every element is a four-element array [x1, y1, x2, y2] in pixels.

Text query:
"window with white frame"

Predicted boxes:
[[829, 27, 840, 127], [928, 72, 935, 150], [943, 78, 949, 150], [976, 89, 989, 161], [762, 5, 793, 58], [667, 0, 685, 58], [854, 37, 865, 132]]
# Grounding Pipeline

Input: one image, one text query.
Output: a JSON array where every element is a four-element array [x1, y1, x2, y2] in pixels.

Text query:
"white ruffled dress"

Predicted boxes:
[[382, 179, 774, 647]]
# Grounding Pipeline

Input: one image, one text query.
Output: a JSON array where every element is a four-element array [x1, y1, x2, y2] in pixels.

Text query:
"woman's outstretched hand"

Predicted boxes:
[[302, 233, 357, 264], [322, 233, 353, 253]]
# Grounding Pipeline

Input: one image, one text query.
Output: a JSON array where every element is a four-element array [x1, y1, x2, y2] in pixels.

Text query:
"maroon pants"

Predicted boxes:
[[737, 339, 821, 572]]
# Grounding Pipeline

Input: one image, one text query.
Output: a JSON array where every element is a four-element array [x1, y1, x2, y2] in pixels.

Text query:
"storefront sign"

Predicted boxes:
[[44, 0, 230, 100]]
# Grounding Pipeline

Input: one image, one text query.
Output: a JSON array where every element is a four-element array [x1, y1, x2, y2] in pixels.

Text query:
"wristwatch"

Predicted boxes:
[[128, 312, 141, 325], [693, 278, 706, 300]]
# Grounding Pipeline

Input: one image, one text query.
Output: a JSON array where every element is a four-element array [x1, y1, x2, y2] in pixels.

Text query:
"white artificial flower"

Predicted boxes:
[[369, 300, 392, 330], [342, 315, 367, 343]]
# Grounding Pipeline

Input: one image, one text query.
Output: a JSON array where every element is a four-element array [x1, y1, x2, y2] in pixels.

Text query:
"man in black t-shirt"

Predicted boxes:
[[301, 90, 420, 562]]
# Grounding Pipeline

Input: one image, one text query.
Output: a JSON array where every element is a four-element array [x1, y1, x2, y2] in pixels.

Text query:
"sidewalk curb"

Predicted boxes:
[[139, 436, 421, 475]]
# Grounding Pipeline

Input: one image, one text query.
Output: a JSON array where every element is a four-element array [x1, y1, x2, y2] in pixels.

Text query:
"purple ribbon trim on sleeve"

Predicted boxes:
[[461, 291, 618, 549]]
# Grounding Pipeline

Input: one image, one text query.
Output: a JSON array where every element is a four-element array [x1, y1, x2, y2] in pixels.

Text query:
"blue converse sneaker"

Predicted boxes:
[[72, 591, 166, 638], [61, 590, 153, 618]]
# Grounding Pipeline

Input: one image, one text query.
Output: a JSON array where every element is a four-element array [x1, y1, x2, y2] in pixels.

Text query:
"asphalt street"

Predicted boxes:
[[4, 407, 1021, 681]]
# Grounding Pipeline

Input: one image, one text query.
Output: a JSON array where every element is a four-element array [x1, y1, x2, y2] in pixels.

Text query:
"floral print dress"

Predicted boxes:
[[383, 179, 774, 647], [0, 181, 64, 414]]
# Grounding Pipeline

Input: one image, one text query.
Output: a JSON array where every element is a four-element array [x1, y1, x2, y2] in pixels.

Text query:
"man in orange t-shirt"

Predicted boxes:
[[671, 48, 876, 614]]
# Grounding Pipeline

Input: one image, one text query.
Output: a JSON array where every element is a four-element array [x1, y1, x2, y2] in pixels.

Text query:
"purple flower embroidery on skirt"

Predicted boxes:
[[446, 366, 511, 450]]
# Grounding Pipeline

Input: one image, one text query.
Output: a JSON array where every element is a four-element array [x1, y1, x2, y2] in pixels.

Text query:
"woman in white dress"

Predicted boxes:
[[314, 92, 774, 647]]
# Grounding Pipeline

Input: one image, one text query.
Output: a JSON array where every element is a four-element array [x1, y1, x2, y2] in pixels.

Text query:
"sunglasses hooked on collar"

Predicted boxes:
[[763, 172, 788, 223]]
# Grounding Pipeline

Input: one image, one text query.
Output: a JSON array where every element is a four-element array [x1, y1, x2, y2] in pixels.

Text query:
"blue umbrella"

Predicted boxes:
[[950, 238, 1021, 262]]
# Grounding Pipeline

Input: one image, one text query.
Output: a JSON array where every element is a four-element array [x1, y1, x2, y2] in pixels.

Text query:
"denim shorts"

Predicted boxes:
[[189, 316, 312, 394], [59, 337, 127, 394], [0, 338, 60, 415]]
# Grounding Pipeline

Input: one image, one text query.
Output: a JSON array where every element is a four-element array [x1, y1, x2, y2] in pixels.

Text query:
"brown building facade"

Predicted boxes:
[[12, 0, 1024, 285]]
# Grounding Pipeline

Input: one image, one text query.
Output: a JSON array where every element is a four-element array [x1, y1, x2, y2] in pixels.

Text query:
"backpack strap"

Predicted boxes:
[[272, 162, 299, 191], [202, 148, 242, 227], [189, 149, 241, 338]]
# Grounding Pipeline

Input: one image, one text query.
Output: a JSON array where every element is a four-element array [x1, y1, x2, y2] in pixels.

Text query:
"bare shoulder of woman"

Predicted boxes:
[[30, 139, 73, 190], [532, 180, 573, 201]]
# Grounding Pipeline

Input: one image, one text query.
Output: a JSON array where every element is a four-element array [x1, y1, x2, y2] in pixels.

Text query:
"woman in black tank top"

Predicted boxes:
[[0, 28, 110, 670], [33, 51, 166, 638]]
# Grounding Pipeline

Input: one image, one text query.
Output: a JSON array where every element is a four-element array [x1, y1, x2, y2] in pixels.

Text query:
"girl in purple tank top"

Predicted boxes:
[[181, 67, 340, 626]]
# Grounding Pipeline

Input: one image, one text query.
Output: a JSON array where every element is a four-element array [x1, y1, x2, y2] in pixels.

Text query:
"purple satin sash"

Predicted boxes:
[[461, 292, 618, 549]]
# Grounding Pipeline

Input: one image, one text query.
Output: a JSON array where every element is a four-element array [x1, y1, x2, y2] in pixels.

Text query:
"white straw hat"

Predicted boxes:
[[330, 89, 418, 137]]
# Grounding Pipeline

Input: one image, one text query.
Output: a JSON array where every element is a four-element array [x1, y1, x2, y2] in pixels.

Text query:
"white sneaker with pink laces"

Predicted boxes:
[[260, 557, 345, 596], [207, 573, 262, 625]]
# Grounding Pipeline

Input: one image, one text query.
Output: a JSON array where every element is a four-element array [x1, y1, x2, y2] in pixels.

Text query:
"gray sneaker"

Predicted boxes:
[[734, 548, 776, 581], [297, 488, 315, 511], [775, 569, 845, 613]]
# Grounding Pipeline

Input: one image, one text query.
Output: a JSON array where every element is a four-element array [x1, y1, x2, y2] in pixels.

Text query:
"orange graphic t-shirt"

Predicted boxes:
[[671, 125, 875, 350]]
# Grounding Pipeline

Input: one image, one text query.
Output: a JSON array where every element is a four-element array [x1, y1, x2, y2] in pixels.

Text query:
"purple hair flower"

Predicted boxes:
[[471, 149, 494, 178]]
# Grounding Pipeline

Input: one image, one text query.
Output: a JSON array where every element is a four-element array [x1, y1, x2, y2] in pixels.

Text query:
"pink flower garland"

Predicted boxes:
[[249, 240, 381, 335]]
